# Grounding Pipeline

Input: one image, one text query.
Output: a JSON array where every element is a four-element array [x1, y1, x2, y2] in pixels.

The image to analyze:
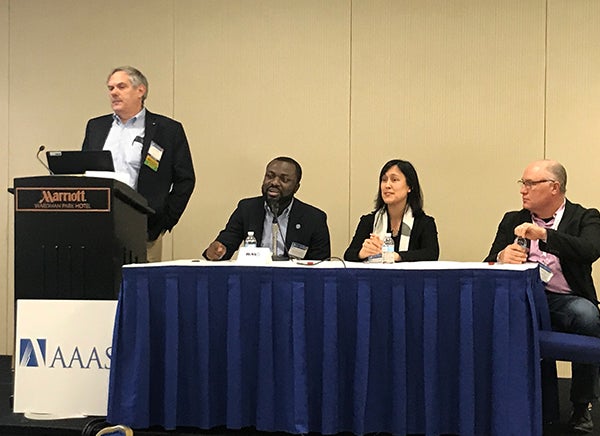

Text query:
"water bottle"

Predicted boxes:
[[382, 233, 395, 264], [244, 231, 257, 247]]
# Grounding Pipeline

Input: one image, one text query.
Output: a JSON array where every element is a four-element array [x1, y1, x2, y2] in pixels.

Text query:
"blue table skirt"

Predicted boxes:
[[107, 264, 543, 436]]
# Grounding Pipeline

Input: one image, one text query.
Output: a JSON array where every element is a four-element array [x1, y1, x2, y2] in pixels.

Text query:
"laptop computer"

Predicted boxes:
[[46, 150, 115, 175]]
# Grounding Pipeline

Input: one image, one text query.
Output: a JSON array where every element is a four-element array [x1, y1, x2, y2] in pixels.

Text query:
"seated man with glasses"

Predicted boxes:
[[484, 159, 600, 434]]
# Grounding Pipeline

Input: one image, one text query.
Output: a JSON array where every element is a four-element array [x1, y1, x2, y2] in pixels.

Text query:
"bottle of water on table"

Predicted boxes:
[[244, 231, 257, 247], [382, 232, 395, 264]]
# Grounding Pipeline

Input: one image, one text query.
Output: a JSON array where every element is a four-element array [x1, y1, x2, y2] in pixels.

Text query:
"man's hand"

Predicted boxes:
[[205, 240, 227, 261], [514, 222, 547, 241], [497, 243, 528, 264]]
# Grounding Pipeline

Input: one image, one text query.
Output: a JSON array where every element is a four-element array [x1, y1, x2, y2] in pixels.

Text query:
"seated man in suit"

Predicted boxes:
[[484, 159, 600, 434], [203, 156, 331, 261]]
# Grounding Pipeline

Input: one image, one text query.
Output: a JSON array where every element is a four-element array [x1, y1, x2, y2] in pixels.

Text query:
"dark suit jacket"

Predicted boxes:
[[484, 200, 600, 303], [204, 196, 331, 261], [344, 210, 440, 262], [82, 110, 195, 240]]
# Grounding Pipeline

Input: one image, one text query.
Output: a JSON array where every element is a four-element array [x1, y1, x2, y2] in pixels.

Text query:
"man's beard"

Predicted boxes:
[[262, 190, 293, 212]]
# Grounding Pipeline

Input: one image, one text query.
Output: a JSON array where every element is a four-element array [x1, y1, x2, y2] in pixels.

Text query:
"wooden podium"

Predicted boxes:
[[11, 175, 153, 300]]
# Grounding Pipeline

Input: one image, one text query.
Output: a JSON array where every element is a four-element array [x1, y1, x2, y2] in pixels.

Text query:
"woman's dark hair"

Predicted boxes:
[[374, 159, 424, 215]]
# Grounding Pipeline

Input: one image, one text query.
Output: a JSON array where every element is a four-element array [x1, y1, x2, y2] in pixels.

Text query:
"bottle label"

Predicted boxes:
[[382, 244, 394, 263], [244, 233, 257, 247]]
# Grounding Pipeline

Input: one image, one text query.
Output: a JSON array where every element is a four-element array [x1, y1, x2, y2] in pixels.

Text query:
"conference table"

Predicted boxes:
[[107, 260, 544, 436]]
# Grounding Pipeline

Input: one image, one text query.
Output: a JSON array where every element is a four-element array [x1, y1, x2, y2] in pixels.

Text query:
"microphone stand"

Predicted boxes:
[[36, 145, 54, 175], [269, 200, 288, 261]]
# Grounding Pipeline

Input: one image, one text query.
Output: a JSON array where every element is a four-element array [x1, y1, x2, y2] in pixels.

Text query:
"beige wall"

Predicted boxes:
[[1, 1, 599, 381], [1, 0, 9, 354], [173, 0, 351, 259], [351, 0, 546, 261], [546, 0, 600, 205]]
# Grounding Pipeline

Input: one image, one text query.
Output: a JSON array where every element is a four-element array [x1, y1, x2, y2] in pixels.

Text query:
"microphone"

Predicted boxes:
[[267, 198, 279, 219], [36, 145, 53, 175], [268, 200, 279, 257], [267, 199, 287, 261]]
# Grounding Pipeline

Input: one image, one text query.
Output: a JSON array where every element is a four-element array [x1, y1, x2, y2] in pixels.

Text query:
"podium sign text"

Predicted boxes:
[[15, 186, 111, 212]]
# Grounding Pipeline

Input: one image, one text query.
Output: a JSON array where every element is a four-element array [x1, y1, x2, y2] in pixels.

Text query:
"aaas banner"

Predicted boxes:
[[13, 300, 117, 417]]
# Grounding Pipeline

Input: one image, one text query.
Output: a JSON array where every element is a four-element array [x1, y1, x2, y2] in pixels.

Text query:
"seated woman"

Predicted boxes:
[[344, 159, 439, 262]]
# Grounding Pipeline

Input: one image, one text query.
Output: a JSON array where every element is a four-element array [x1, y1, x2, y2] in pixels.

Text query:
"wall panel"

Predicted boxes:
[[8, 0, 174, 180], [546, 0, 600, 210], [0, 0, 10, 354], [351, 0, 547, 261], [173, 0, 351, 259]]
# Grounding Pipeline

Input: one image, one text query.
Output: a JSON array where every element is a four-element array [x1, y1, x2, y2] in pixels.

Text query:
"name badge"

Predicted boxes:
[[288, 242, 308, 260], [144, 141, 164, 172], [539, 263, 554, 283]]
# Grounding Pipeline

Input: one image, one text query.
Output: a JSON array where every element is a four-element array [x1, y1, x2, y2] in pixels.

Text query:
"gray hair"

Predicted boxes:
[[546, 160, 567, 194], [107, 66, 149, 103]]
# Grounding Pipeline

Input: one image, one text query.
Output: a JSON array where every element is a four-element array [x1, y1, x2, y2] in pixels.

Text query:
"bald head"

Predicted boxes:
[[526, 159, 567, 194], [520, 159, 566, 218]]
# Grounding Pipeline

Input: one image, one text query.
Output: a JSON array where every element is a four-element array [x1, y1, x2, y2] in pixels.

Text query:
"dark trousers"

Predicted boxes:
[[546, 291, 600, 404]]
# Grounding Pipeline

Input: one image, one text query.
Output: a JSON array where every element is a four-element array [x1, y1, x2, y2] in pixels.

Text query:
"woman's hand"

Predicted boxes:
[[358, 234, 384, 259]]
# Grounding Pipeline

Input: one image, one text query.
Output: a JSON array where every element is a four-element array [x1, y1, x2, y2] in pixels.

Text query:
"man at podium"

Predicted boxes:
[[81, 66, 195, 262]]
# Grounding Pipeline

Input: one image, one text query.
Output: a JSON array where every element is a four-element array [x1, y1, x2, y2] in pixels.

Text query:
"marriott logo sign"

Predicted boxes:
[[39, 189, 87, 203], [34, 189, 92, 210], [15, 186, 111, 212]]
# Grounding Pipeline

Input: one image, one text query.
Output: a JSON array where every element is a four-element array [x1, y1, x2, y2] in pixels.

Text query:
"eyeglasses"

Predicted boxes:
[[517, 179, 556, 188]]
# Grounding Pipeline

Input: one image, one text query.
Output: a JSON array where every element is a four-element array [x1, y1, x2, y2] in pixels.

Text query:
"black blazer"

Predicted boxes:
[[344, 210, 440, 262], [484, 200, 600, 303], [82, 110, 195, 240], [204, 196, 331, 261]]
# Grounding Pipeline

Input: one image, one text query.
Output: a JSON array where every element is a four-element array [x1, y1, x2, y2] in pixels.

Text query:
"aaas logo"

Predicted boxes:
[[18, 338, 111, 369], [19, 338, 46, 367]]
